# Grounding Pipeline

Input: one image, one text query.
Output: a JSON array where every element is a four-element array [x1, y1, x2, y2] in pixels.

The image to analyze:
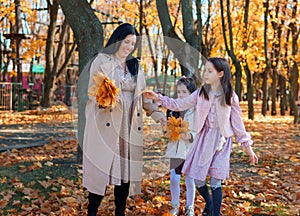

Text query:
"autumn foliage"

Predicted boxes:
[[88, 71, 120, 108], [164, 116, 190, 142], [0, 103, 299, 215]]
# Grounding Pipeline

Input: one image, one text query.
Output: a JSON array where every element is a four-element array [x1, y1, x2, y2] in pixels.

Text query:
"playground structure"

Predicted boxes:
[[0, 82, 76, 111]]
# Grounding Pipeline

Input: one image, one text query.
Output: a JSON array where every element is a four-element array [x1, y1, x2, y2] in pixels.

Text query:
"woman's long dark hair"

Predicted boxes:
[[101, 23, 140, 76], [199, 57, 233, 105]]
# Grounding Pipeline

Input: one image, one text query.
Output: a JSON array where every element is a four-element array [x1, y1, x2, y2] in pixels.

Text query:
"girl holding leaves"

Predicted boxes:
[[165, 77, 197, 216]]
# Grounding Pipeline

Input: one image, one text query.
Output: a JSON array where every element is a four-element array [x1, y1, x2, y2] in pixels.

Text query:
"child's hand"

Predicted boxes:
[[244, 146, 258, 165], [158, 118, 167, 134], [181, 133, 191, 141], [159, 118, 167, 128], [143, 91, 159, 101]]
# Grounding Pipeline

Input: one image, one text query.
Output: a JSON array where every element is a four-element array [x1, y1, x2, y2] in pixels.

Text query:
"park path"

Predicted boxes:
[[0, 107, 77, 152]]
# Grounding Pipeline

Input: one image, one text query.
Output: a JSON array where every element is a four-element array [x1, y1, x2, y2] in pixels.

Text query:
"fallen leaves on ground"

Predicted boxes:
[[0, 103, 299, 215], [0, 105, 74, 126]]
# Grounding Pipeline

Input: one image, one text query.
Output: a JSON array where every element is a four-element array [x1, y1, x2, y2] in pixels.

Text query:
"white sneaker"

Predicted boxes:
[[170, 204, 180, 215], [185, 206, 194, 216]]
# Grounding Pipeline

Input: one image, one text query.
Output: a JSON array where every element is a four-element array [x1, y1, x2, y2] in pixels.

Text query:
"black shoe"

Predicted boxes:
[[202, 209, 212, 216]]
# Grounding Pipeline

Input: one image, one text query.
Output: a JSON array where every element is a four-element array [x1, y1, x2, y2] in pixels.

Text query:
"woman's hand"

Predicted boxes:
[[143, 91, 159, 102], [244, 146, 259, 165]]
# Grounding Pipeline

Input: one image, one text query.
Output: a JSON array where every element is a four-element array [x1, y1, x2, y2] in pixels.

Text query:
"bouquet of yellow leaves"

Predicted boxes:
[[164, 116, 190, 142], [88, 70, 120, 108]]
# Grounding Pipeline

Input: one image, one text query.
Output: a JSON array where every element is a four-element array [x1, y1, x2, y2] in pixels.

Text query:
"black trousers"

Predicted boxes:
[[87, 181, 130, 216]]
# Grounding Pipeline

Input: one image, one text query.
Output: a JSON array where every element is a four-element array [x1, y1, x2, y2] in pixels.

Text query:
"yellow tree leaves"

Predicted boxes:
[[1, 0, 48, 62]]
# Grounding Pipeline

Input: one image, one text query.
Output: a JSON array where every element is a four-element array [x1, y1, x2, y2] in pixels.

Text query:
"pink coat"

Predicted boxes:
[[158, 89, 252, 144]]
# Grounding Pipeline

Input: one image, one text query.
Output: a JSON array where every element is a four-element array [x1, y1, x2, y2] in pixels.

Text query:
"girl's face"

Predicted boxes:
[[177, 83, 191, 99], [203, 61, 223, 86], [115, 34, 137, 60]]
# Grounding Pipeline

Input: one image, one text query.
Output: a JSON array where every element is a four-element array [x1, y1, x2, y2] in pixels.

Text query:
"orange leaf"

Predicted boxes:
[[0, 200, 8, 209], [289, 156, 299, 162], [164, 116, 190, 142]]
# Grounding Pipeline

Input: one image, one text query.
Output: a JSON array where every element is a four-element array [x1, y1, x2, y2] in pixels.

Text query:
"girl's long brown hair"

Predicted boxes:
[[199, 57, 233, 106]]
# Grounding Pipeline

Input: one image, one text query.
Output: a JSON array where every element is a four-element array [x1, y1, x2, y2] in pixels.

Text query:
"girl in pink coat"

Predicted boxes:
[[144, 57, 258, 216]]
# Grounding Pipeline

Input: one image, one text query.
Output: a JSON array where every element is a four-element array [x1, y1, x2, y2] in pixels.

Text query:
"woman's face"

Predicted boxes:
[[115, 34, 137, 60]]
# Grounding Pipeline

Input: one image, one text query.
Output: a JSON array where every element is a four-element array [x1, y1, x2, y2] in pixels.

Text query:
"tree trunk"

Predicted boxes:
[[271, 69, 277, 116], [242, 0, 254, 119], [232, 57, 242, 99], [43, 0, 59, 108], [262, 0, 270, 116], [291, 62, 299, 123], [59, 0, 103, 163], [245, 64, 254, 119], [156, 0, 203, 82], [203, 0, 214, 57], [289, 0, 299, 123], [262, 70, 268, 116], [269, 1, 285, 116], [278, 74, 286, 115], [220, 0, 242, 100], [144, 26, 160, 89]]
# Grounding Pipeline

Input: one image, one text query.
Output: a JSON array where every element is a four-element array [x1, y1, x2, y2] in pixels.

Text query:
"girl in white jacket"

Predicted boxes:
[[165, 77, 197, 216]]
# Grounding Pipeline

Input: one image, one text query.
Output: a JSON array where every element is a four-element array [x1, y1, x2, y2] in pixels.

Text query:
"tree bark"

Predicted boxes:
[[262, 1, 270, 116], [59, 0, 103, 162], [220, 0, 242, 100], [242, 0, 254, 119], [289, 0, 299, 123], [269, 1, 285, 116], [43, 0, 59, 108], [144, 26, 160, 89], [43, 1, 78, 108], [156, 0, 203, 83], [278, 74, 286, 115]]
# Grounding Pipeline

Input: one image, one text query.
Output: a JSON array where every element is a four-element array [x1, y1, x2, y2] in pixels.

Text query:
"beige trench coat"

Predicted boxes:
[[82, 53, 164, 196]]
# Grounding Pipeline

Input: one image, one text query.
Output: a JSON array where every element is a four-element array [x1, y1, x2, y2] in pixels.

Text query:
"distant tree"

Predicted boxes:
[[242, 0, 254, 119], [289, 0, 299, 123], [262, 0, 271, 116], [156, 0, 208, 83], [219, 0, 242, 100], [42, 0, 77, 108]]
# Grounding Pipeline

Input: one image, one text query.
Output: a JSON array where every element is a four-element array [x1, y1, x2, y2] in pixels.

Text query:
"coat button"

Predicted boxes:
[[138, 127, 141, 131], [110, 108, 113, 112], [137, 112, 140, 117], [106, 122, 110, 127]]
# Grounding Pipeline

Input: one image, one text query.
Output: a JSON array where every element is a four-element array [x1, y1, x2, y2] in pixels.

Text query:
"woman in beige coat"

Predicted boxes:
[[82, 23, 165, 216]]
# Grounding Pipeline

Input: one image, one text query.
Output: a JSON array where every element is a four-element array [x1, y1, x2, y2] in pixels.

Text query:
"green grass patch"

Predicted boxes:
[[0, 158, 79, 215]]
